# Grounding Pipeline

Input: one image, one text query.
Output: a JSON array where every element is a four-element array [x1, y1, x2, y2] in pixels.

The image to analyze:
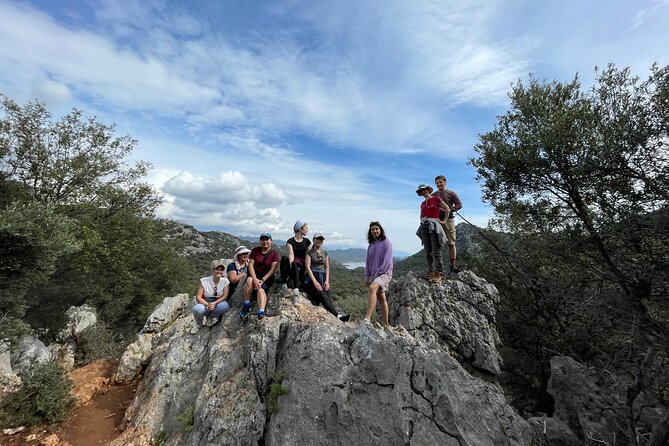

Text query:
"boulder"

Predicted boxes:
[[528, 417, 581, 446], [388, 271, 502, 374], [141, 293, 191, 333], [110, 273, 536, 446], [0, 341, 21, 392], [48, 342, 76, 371], [57, 305, 97, 342], [10, 335, 52, 375]]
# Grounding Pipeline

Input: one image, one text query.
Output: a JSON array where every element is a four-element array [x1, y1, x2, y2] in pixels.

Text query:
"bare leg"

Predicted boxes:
[[377, 290, 389, 326], [244, 276, 253, 300], [449, 244, 457, 264], [257, 288, 267, 311], [365, 282, 380, 320]]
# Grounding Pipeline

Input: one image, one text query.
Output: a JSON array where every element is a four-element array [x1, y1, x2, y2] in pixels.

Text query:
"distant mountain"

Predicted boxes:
[[327, 248, 367, 262]]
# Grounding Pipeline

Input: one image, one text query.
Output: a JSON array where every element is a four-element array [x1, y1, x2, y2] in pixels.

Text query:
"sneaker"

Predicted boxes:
[[257, 309, 265, 319], [240, 302, 252, 319], [360, 318, 371, 325], [292, 289, 300, 306], [449, 265, 461, 273], [281, 283, 288, 291], [338, 314, 350, 322], [205, 316, 219, 327], [190, 322, 201, 335]]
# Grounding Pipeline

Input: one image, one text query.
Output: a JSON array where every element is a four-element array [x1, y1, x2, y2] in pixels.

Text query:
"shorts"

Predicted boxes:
[[246, 276, 274, 299], [371, 273, 392, 293], [441, 218, 456, 246]]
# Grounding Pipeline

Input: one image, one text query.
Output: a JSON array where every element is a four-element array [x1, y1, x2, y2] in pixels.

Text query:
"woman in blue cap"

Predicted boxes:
[[241, 233, 280, 319]]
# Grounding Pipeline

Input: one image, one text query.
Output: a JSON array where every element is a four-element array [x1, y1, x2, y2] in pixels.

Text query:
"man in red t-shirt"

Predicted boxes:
[[241, 233, 280, 319]]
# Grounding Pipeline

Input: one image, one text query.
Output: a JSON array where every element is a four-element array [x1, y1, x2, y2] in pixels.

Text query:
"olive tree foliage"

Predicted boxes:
[[0, 94, 160, 213], [0, 94, 193, 335], [471, 64, 669, 445]]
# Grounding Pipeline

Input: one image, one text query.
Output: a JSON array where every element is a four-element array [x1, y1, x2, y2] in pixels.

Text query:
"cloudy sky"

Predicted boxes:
[[1, 0, 668, 253]]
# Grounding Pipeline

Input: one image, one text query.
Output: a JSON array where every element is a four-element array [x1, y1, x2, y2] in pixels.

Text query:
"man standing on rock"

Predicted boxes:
[[432, 175, 462, 273]]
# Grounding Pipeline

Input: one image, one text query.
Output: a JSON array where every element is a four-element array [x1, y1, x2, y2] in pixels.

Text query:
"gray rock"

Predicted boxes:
[[142, 293, 191, 333], [111, 273, 536, 446], [57, 304, 97, 342], [0, 341, 21, 392], [10, 335, 52, 375], [388, 272, 502, 374], [48, 342, 76, 371], [528, 417, 581, 446]]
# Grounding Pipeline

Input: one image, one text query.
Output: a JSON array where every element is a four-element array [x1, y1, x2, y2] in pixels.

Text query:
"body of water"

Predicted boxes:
[[342, 261, 366, 270]]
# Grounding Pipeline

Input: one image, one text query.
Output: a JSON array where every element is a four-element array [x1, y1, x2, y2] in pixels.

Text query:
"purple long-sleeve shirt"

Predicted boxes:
[[364, 238, 393, 279]]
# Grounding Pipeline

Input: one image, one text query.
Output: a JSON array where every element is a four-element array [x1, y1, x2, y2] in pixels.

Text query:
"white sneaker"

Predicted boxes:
[[281, 283, 288, 291], [292, 289, 300, 306], [190, 322, 201, 335], [205, 317, 219, 327]]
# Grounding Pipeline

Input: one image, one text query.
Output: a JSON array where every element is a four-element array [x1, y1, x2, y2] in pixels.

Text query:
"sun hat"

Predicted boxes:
[[313, 232, 325, 239], [211, 259, 227, 270], [259, 232, 272, 239], [293, 220, 306, 232], [234, 246, 251, 257], [416, 183, 433, 194]]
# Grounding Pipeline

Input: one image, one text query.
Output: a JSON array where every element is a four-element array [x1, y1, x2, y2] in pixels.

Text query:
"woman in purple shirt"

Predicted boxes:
[[363, 221, 393, 326]]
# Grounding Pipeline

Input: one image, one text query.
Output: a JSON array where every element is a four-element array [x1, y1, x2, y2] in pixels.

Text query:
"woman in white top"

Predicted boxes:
[[190, 259, 231, 334]]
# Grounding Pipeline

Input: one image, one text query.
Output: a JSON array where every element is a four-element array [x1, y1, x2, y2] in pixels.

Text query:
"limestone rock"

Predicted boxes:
[[0, 341, 20, 391], [10, 335, 52, 375], [57, 305, 97, 342], [141, 293, 191, 334], [388, 272, 502, 374], [111, 272, 535, 446], [48, 342, 75, 371]]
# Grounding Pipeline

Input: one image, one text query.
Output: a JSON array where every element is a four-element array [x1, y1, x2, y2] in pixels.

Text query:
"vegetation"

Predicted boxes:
[[265, 372, 288, 414], [74, 322, 131, 366], [470, 64, 669, 445], [176, 405, 195, 432], [0, 361, 74, 427]]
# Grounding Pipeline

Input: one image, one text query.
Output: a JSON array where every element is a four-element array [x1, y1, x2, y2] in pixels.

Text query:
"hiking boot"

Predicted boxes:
[[430, 272, 443, 283], [240, 302, 252, 319], [292, 289, 300, 306], [338, 314, 350, 322], [190, 322, 201, 335], [257, 309, 266, 319], [205, 316, 219, 327], [449, 265, 461, 273]]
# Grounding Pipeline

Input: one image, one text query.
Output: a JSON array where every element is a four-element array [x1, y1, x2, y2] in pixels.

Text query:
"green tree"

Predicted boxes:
[[471, 64, 669, 445]]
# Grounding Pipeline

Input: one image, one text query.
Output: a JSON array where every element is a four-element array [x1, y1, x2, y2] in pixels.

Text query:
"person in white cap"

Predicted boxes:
[[226, 245, 251, 298], [304, 232, 350, 322], [280, 219, 312, 305], [190, 259, 231, 334]]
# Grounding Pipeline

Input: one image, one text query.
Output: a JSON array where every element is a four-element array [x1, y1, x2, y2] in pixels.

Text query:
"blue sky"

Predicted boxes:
[[1, 0, 668, 253]]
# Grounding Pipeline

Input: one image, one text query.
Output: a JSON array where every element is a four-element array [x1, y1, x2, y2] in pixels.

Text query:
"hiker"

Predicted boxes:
[[227, 245, 251, 298], [432, 175, 463, 273], [280, 219, 312, 306], [190, 259, 231, 334], [241, 232, 280, 319], [304, 232, 350, 322], [416, 183, 450, 283], [363, 221, 393, 326]]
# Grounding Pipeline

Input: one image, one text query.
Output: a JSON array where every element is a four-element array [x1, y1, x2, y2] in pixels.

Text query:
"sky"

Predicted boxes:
[[1, 0, 668, 253]]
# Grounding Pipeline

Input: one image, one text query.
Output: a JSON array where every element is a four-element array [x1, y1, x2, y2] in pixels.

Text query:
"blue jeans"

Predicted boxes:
[[192, 298, 230, 324]]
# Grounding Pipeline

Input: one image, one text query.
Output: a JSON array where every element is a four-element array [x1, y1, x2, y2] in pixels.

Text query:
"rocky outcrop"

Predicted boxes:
[[57, 305, 97, 342], [0, 341, 20, 392], [389, 271, 502, 375], [10, 335, 52, 375], [111, 273, 536, 446]]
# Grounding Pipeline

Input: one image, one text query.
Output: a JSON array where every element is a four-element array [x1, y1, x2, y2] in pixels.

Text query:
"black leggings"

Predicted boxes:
[[304, 282, 341, 317], [280, 256, 306, 289]]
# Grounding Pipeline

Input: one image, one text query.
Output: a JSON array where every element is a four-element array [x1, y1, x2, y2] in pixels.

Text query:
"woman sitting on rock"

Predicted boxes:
[[280, 219, 312, 306], [363, 221, 393, 326], [241, 232, 280, 320], [304, 232, 350, 322], [227, 245, 251, 298], [191, 259, 231, 334]]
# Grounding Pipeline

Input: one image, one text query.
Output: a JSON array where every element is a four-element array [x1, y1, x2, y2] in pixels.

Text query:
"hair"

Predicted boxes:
[[434, 175, 446, 183], [367, 221, 386, 244]]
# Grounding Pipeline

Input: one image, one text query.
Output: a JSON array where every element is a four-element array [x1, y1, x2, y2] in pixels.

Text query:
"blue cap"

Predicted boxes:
[[259, 232, 272, 239]]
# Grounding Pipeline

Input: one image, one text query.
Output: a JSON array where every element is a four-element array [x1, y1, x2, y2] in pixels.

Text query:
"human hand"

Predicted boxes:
[[324, 281, 330, 291], [315, 282, 323, 291], [207, 303, 215, 311]]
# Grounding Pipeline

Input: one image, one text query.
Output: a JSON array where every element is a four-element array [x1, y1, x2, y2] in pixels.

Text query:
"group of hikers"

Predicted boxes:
[[190, 175, 462, 334]]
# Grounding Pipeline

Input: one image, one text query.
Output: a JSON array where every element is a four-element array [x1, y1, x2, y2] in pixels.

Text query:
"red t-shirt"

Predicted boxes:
[[420, 196, 444, 219], [249, 247, 280, 278]]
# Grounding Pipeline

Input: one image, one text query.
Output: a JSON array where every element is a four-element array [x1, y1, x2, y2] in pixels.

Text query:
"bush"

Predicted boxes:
[[74, 322, 130, 366], [264, 372, 288, 414], [0, 361, 74, 427], [176, 405, 194, 432]]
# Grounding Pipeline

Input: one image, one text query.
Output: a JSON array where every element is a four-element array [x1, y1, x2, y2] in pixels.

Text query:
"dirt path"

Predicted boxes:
[[1, 360, 138, 446]]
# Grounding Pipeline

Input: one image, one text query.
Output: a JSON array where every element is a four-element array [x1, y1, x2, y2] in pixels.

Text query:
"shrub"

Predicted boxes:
[[176, 405, 194, 432], [0, 361, 74, 427], [264, 372, 288, 414], [74, 322, 130, 366]]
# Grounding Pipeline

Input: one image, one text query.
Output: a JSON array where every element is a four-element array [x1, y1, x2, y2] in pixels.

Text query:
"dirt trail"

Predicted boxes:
[[1, 360, 137, 446]]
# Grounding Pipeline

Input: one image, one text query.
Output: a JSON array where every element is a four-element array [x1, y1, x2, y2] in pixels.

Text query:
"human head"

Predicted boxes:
[[367, 221, 386, 244], [416, 183, 433, 196], [259, 232, 272, 246], [234, 245, 251, 261], [434, 175, 447, 191], [313, 232, 325, 244], [293, 220, 308, 235], [210, 259, 227, 273]]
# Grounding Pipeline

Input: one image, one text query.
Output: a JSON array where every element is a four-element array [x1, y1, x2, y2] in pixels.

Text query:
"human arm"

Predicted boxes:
[[227, 263, 244, 284], [305, 254, 322, 291], [375, 239, 394, 276], [248, 259, 261, 289], [195, 285, 208, 305], [450, 191, 463, 213], [324, 254, 330, 291], [287, 242, 295, 264], [436, 196, 451, 214]]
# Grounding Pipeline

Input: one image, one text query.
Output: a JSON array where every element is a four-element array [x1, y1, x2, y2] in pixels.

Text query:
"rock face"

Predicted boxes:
[[10, 335, 52, 375], [111, 273, 535, 446], [57, 305, 97, 342], [0, 341, 20, 392]]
